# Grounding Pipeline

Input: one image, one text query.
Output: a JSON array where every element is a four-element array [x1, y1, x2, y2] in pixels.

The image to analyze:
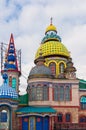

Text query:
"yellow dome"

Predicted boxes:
[[35, 41, 70, 59], [45, 24, 57, 34]]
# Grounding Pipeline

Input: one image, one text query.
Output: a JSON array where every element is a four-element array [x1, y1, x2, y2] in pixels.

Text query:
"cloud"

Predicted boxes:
[[0, 0, 86, 94]]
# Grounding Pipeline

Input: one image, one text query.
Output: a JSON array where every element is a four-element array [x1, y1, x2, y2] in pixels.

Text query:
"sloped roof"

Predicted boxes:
[[16, 106, 56, 113], [79, 80, 86, 90], [19, 93, 28, 105]]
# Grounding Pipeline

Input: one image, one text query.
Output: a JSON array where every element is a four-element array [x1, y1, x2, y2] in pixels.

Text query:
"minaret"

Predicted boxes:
[[1, 34, 21, 93]]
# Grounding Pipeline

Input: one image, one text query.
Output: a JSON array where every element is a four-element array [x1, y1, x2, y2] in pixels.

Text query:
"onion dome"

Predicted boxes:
[[29, 49, 53, 79], [0, 73, 18, 99], [45, 24, 57, 34], [35, 20, 70, 60]]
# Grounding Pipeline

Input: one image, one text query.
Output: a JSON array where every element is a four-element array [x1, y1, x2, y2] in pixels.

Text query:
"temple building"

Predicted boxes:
[[0, 21, 86, 130]]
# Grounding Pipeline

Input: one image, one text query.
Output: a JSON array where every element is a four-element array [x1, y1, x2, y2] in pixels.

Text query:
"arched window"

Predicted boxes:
[[54, 86, 59, 101], [36, 86, 42, 101], [59, 86, 64, 101], [0, 110, 7, 122], [30, 87, 36, 101], [65, 113, 71, 122], [59, 63, 65, 73], [43, 85, 48, 101], [57, 113, 63, 122], [65, 86, 71, 101], [12, 77, 16, 90], [80, 96, 86, 110], [79, 116, 86, 123], [53, 84, 71, 101], [49, 62, 56, 76]]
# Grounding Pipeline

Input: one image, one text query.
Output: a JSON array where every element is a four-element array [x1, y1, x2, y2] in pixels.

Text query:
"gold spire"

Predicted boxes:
[[45, 18, 57, 34]]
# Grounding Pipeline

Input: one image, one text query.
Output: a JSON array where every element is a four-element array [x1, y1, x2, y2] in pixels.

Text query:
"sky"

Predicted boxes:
[[0, 0, 86, 94]]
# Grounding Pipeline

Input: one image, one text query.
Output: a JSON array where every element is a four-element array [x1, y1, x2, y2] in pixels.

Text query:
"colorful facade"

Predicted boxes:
[[0, 21, 86, 130]]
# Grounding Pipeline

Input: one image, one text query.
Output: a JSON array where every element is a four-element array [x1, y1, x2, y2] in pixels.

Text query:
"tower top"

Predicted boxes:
[[50, 17, 53, 25]]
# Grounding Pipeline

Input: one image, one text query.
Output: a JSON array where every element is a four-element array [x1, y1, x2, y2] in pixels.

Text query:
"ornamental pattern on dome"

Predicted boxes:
[[41, 32, 61, 43], [0, 73, 18, 99], [35, 22, 70, 60], [35, 41, 70, 59], [0, 84, 18, 99]]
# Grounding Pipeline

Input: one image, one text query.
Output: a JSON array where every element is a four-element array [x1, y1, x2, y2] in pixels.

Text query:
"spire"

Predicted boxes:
[[45, 18, 57, 34], [10, 33, 14, 43], [4, 34, 18, 70], [50, 17, 53, 25]]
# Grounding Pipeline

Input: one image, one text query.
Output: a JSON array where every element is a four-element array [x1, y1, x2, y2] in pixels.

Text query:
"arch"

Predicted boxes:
[[49, 62, 56, 76], [47, 60, 57, 76], [57, 61, 66, 76], [0, 105, 12, 130], [59, 62, 65, 74], [80, 96, 86, 110]]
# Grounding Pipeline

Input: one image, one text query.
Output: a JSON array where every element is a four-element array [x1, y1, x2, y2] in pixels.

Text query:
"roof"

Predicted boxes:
[[35, 41, 70, 60], [16, 106, 57, 113], [19, 93, 28, 105], [45, 24, 57, 34], [29, 65, 53, 79], [0, 83, 18, 99], [79, 80, 86, 90]]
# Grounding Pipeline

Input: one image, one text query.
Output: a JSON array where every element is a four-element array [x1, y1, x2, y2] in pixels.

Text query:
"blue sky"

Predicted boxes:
[[0, 0, 86, 94]]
